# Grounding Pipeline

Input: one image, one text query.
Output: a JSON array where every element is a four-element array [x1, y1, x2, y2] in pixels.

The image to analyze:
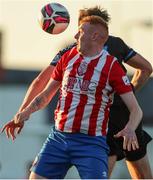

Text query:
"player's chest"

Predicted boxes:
[[62, 57, 110, 94]]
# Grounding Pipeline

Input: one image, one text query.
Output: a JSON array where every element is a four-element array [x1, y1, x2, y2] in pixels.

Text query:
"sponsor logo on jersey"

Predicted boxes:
[[62, 76, 98, 94], [77, 61, 88, 76], [122, 75, 130, 85]]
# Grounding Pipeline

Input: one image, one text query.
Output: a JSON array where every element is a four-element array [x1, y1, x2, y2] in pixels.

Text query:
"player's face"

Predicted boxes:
[[74, 22, 93, 56]]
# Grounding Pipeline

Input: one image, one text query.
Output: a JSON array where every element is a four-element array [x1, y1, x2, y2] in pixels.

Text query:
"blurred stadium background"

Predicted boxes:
[[0, 0, 153, 178]]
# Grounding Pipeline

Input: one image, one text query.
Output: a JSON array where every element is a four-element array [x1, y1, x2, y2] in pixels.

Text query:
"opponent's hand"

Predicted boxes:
[[1, 120, 24, 141], [114, 127, 139, 151]]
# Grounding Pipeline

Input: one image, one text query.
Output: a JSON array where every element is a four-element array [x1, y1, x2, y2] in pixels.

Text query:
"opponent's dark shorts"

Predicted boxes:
[[107, 100, 152, 161]]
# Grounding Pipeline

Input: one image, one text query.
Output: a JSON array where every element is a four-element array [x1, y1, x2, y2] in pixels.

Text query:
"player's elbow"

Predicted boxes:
[[135, 105, 143, 122], [29, 78, 42, 91], [32, 77, 42, 86], [138, 106, 143, 120], [32, 76, 49, 89], [143, 62, 153, 76]]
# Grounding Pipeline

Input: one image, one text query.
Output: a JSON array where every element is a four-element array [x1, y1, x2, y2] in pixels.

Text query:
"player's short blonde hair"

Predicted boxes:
[[79, 15, 108, 32]]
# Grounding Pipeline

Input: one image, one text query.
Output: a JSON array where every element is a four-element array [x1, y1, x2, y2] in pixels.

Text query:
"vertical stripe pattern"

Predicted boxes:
[[53, 48, 127, 136]]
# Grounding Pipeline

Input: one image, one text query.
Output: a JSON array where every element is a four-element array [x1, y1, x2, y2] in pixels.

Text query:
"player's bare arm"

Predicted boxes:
[[114, 91, 143, 151], [27, 92, 50, 114], [1, 78, 60, 139], [14, 94, 50, 124], [1, 65, 55, 138], [18, 65, 55, 112], [1, 82, 58, 139], [126, 54, 152, 91], [14, 78, 61, 124]]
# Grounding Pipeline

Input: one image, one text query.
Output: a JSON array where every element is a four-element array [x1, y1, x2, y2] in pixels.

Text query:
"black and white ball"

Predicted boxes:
[[38, 3, 70, 34]]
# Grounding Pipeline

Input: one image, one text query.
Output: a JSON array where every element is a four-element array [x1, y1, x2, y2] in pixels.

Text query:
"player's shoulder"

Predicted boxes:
[[59, 43, 77, 57], [58, 46, 78, 66], [107, 35, 125, 45], [63, 45, 78, 60], [51, 43, 76, 66]]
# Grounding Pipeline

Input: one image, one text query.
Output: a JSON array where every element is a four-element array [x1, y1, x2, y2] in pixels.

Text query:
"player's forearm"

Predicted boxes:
[[13, 91, 51, 124], [25, 91, 50, 114], [127, 54, 152, 91], [125, 106, 143, 131], [21, 79, 60, 122], [120, 91, 143, 131], [18, 78, 49, 112], [131, 69, 152, 91], [18, 66, 55, 112]]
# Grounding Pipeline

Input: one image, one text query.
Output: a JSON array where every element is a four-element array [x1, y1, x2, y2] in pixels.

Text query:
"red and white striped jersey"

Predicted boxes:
[[52, 47, 132, 136]]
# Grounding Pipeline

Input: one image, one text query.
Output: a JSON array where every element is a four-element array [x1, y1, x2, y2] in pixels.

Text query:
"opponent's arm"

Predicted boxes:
[[126, 54, 152, 91], [114, 91, 143, 151]]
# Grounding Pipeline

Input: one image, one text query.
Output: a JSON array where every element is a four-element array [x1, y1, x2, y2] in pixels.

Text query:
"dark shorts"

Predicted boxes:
[[107, 102, 152, 161], [31, 128, 109, 179]]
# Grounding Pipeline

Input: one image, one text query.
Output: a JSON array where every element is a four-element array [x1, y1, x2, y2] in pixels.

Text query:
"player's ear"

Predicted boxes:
[[91, 32, 99, 41]]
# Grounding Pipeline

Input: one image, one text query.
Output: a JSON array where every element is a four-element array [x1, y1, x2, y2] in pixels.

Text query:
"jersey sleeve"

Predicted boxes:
[[50, 43, 76, 66], [109, 59, 132, 95], [51, 54, 65, 81], [115, 37, 137, 62], [51, 47, 76, 81]]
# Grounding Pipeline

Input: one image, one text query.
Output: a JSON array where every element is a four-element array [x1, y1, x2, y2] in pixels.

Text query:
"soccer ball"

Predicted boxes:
[[38, 3, 70, 34]]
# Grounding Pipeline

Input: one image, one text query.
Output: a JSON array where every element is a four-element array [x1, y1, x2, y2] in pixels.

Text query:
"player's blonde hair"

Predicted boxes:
[[79, 15, 108, 32]]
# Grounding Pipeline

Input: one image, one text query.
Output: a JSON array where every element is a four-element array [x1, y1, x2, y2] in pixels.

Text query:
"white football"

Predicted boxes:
[[38, 3, 70, 34]]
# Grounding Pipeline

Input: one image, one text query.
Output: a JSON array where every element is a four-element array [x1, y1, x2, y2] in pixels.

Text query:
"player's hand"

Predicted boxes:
[[114, 127, 139, 151], [1, 120, 24, 141]]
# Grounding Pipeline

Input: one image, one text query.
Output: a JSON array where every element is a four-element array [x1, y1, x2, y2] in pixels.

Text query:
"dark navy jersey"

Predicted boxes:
[[105, 36, 137, 63]]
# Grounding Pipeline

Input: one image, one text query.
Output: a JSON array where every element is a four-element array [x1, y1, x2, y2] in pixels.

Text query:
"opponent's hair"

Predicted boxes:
[[78, 6, 111, 24]]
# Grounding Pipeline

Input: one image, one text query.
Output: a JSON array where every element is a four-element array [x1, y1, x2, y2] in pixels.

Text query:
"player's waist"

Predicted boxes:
[[55, 120, 108, 136], [50, 126, 109, 151]]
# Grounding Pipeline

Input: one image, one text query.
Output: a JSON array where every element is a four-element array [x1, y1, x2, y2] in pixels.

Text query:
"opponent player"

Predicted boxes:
[[1, 6, 152, 179], [2, 14, 143, 179]]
